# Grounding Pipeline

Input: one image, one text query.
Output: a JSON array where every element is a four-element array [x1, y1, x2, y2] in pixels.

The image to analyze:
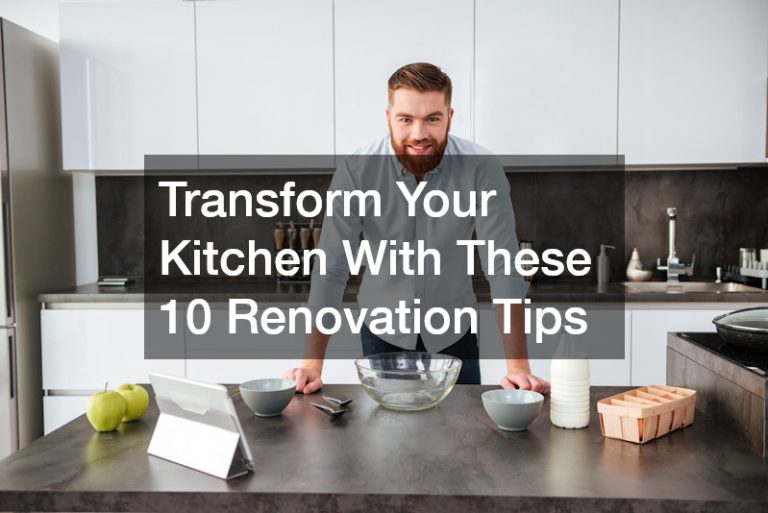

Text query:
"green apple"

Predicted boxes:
[[116, 384, 150, 422], [86, 386, 126, 432]]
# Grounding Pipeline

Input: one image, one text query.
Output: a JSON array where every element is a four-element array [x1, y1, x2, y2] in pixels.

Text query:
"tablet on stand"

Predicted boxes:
[[147, 372, 254, 480]]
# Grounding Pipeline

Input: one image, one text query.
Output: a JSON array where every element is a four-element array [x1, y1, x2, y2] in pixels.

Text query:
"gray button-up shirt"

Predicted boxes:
[[307, 134, 528, 352]]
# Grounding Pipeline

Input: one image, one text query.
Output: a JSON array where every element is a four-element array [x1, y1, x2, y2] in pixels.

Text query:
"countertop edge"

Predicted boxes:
[[0, 491, 763, 513], [37, 291, 768, 305]]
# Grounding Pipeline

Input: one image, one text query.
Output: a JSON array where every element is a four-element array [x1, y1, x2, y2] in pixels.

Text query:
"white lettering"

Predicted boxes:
[[162, 240, 190, 275], [158, 181, 187, 217]]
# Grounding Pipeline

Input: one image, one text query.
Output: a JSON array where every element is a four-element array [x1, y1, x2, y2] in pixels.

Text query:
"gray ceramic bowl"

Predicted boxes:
[[482, 389, 544, 431], [239, 378, 296, 417]]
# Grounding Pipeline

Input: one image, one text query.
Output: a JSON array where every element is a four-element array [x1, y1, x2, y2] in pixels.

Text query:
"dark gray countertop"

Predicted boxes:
[[37, 279, 768, 304], [1, 385, 768, 512]]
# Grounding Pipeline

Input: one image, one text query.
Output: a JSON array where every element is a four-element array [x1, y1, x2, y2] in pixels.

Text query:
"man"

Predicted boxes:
[[285, 62, 549, 394]]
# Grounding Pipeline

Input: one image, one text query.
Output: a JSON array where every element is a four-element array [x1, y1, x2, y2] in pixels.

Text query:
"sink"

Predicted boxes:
[[622, 281, 765, 294]]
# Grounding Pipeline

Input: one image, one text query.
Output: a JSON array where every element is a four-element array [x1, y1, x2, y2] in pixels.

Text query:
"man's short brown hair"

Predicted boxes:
[[387, 62, 452, 106]]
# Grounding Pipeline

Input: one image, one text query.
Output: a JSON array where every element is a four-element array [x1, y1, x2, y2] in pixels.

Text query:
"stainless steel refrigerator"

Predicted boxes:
[[0, 19, 76, 459]]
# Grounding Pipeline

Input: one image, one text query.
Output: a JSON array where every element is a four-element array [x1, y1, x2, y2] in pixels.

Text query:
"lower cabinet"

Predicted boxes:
[[41, 308, 185, 390], [39, 301, 749, 433], [40, 304, 359, 433], [184, 303, 360, 384], [630, 307, 732, 386], [40, 307, 185, 434], [477, 308, 632, 386], [43, 396, 91, 435]]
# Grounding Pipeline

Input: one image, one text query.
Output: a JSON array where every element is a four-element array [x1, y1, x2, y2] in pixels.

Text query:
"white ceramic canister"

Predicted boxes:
[[550, 359, 590, 429]]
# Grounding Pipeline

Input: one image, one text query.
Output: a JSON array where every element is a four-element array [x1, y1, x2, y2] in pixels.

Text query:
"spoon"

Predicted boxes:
[[322, 395, 353, 407], [311, 402, 347, 418]]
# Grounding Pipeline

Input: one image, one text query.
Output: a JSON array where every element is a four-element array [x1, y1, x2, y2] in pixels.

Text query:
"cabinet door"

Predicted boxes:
[[186, 305, 359, 384], [334, 0, 474, 154], [43, 396, 90, 435], [475, 0, 619, 156], [619, 0, 768, 164], [630, 308, 731, 386], [195, 0, 334, 160], [59, 1, 198, 170], [41, 309, 185, 390], [187, 358, 360, 385], [478, 308, 630, 386]]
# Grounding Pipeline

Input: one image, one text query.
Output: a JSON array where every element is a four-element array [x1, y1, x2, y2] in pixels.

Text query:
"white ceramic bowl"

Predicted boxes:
[[482, 389, 544, 431]]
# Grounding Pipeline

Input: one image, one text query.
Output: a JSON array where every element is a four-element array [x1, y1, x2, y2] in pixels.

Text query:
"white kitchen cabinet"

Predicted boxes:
[[186, 358, 359, 385], [195, 0, 334, 160], [43, 396, 90, 435], [41, 308, 184, 390], [475, 0, 619, 156], [618, 0, 768, 165], [334, 0, 474, 154], [41, 306, 184, 435], [59, 0, 198, 170], [185, 304, 359, 384], [630, 307, 732, 386], [477, 308, 632, 386], [186, 359, 300, 384]]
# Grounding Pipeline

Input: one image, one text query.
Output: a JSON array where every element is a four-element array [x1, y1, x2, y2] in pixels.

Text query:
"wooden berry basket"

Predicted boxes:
[[597, 385, 697, 444]]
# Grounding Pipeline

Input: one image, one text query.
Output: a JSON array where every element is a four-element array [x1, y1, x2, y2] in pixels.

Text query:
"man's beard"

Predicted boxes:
[[390, 129, 449, 178]]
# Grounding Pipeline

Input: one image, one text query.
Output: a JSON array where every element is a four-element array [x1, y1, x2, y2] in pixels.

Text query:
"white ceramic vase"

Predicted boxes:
[[626, 247, 653, 282]]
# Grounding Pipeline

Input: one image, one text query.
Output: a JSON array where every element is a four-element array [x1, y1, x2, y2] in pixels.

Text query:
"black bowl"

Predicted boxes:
[[713, 307, 768, 351]]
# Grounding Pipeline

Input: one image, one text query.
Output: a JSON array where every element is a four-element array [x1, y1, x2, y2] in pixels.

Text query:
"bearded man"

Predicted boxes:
[[285, 62, 549, 394]]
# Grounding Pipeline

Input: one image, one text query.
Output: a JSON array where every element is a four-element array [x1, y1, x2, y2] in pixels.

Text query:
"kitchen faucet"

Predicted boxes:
[[656, 207, 695, 282]]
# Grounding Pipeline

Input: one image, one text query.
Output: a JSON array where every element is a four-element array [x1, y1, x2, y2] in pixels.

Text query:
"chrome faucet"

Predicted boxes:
[[656, 207, 695, 282]]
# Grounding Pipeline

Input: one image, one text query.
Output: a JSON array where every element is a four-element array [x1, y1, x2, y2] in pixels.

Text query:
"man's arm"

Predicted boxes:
[[284, 158, 363, 393], [496, 303, 549, 393], [472, 157, 548, 392]]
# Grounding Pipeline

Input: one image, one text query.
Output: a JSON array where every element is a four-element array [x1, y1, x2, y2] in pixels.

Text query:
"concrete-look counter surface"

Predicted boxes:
[[1, 385, 768, 513], [38, 279, 768, 304]]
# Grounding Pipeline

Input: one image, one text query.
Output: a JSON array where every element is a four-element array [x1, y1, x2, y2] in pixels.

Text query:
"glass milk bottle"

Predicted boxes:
[[550, 358, 590, 429]]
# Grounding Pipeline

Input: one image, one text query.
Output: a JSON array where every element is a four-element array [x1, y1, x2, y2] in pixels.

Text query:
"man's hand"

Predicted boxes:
[[501, 371, 550, 394], [283, 367, 323, 394], [284, 332, 330, 394]]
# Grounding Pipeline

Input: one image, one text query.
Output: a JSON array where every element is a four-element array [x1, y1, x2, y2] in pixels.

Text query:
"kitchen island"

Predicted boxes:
[[1, 385, 767, 513]]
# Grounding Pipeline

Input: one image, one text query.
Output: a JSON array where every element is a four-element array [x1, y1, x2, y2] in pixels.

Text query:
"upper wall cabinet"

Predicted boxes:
[[60, 1, 198, 170], [334, 0, 474, 154], [195, 0, 334, 158], [475, 0, 619, 156], [619, 0, 768, 165]]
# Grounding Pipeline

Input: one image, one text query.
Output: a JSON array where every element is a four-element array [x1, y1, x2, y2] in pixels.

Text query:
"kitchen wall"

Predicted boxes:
[[96, 168, 768, 283]]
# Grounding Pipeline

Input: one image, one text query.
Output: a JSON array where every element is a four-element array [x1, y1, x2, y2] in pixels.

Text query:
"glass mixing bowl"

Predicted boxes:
[[354, 352, 462, 411]]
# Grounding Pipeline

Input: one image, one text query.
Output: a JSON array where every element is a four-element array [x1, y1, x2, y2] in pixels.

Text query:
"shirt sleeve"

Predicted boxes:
[[306, 157, 363, 315], [473, 157, 529, 300]]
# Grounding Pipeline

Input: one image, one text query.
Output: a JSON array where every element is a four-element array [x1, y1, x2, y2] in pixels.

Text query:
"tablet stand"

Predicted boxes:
[[148, 396, 251, 480]]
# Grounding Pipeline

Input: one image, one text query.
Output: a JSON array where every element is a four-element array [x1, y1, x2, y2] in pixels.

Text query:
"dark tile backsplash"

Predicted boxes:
[[96, 168, 768, 283], [623, 170, 768, 280]]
